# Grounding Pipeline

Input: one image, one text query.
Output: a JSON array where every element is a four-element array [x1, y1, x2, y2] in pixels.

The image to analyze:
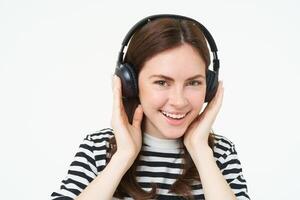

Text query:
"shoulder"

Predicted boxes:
[[212, 133, 236, 160], [79, 128, 115, 170], [80, 128, 115, 151], [85, 128, 115, 143]]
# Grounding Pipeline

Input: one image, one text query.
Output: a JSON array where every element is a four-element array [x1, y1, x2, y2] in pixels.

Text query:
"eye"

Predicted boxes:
[[154, 80, 168, 86], [188, 80, 202, 86]]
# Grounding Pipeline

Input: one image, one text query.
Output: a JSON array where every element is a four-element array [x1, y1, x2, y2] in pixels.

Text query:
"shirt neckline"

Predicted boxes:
[[143, 132, 183, 149]]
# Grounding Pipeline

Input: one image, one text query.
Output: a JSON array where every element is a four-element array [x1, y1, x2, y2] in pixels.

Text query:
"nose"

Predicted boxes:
[[168, 86, 188, 108]]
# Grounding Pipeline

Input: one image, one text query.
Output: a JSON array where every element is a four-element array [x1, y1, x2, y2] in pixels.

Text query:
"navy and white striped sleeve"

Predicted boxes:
[[51, 134, 99, 200], [214, 135, 250, 200]]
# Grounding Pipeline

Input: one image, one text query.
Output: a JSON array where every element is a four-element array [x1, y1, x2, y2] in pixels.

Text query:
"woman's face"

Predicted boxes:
[[138, 43, 207, 139]]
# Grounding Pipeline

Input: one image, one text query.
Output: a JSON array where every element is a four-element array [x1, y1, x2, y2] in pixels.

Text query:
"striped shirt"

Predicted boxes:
[[51, 128, 250, 199]]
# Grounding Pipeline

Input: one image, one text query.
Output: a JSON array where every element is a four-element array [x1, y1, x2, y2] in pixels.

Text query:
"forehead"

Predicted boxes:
[[140, 44, 206, 78]]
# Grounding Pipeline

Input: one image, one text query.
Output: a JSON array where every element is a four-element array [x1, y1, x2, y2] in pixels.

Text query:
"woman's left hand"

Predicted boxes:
[[183, 81, 224, 151]]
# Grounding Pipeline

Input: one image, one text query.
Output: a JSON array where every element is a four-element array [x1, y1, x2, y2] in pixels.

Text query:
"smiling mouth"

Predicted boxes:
[[160, 110, 189, 120]]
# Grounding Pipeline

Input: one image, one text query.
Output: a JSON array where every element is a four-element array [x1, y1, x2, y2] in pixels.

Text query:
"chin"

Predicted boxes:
[[159, 113, 195, 139], [143, 109, 195, 139], [159, 126, 187, 139]]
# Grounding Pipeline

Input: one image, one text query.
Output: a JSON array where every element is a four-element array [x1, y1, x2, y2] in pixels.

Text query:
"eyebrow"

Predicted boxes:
[[149, 74, 206, 81]]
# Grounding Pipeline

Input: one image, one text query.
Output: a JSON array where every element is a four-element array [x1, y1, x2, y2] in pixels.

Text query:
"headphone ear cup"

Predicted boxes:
[[114, 63, 138, 98], [205, 69, 219, 102]]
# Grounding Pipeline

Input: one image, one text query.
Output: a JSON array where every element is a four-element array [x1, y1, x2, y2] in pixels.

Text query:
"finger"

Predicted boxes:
[[132, 104, 144, 129], [214, 81, 224, 108], [112, 75, 122, 109], [112, 75, 126, 125], [212, 81, 223, 100]]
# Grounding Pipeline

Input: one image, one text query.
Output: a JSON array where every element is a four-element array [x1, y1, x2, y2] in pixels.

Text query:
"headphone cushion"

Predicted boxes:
[[205, 70, 218, 102], [115, 63, 138, 98]]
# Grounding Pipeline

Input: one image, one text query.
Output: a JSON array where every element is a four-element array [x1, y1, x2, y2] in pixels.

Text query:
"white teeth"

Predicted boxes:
[[161, 111, 187, 119]]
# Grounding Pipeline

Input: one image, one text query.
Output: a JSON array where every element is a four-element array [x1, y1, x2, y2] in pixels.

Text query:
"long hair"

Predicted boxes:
[[108, 17, 215, 199]]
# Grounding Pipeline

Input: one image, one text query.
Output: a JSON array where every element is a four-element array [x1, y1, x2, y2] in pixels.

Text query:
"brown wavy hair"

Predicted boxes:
[[108, 17, 215, 199]]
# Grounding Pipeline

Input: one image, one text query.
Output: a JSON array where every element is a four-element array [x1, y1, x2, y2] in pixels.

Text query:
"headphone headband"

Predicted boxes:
[[117, 14, 219, 72]]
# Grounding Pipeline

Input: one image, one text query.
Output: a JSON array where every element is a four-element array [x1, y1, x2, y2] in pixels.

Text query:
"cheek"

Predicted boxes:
[[139, 85, 166, 108], [188, 92, 206, 111]]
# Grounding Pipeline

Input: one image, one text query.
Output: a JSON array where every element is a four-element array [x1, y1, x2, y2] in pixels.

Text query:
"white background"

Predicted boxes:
[[1, 0, 299, 199]]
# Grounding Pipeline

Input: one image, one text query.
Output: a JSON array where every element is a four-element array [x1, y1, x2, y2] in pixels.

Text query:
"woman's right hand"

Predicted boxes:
[[111, 75, 144, 162]]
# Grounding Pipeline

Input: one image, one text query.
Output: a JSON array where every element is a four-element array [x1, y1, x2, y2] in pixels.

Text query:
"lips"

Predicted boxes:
[[160, 110, 190, 126], [161, 110, 187, 119]]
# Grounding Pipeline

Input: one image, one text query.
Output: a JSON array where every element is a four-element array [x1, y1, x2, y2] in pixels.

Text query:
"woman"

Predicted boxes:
[[51, 14, 250, 200]]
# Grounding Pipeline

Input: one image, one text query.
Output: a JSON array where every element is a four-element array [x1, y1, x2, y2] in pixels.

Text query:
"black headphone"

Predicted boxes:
[[115, 14, 220, 103]]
